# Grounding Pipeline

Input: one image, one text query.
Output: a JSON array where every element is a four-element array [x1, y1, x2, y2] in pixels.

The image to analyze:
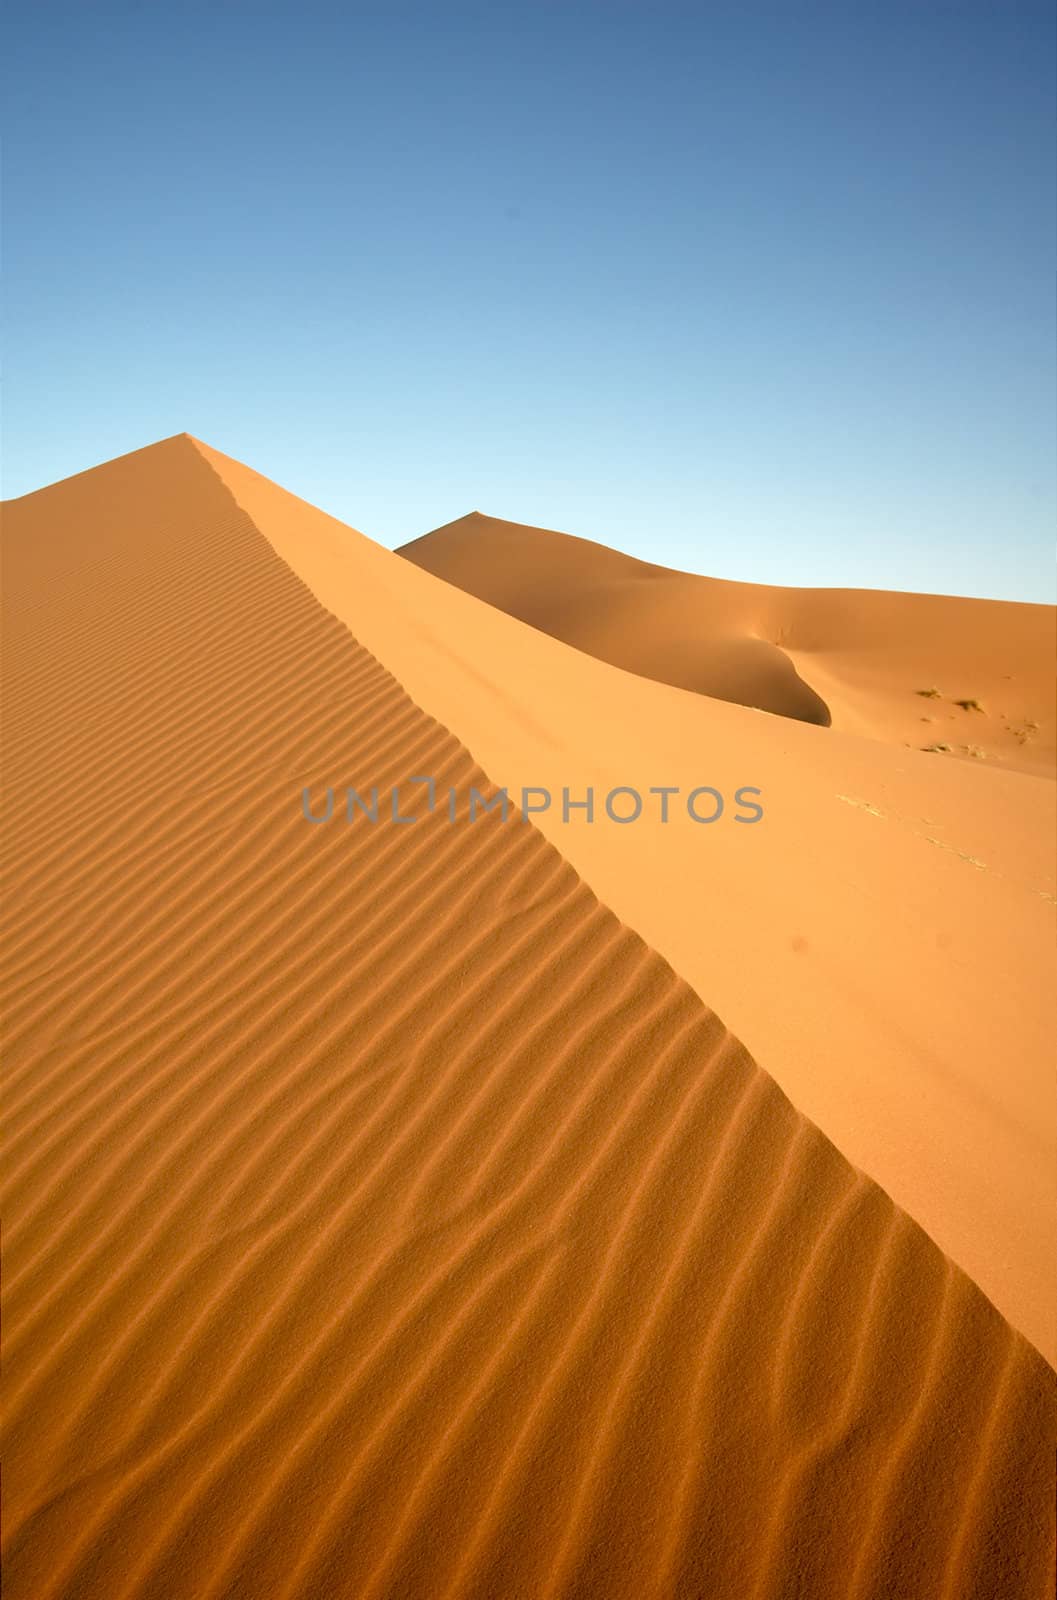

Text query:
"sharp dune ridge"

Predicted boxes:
[[1, 436, 1054, 1598], [197, 440, 1057, 1363], [398, 510, 1056, 775]]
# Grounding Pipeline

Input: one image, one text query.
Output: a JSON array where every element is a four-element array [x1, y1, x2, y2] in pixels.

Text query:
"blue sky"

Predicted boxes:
[[3, 1, 1055, 600]]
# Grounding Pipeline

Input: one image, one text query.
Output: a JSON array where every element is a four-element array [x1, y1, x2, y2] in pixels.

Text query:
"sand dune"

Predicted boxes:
[[207, 443, 1057, 1363], [399, 511, 1056, 775], [2, 437, 1054, 1598]]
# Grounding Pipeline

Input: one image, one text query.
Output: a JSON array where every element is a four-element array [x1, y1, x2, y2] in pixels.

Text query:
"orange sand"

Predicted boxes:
[[400, 511, 1056, 775], [209, 445, 1057, 1362], [2, 436, 1054, 1598]]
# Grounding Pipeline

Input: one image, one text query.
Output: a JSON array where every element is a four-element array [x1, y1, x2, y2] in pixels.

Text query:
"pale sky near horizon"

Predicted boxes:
[[3, 1, 1055, 601]]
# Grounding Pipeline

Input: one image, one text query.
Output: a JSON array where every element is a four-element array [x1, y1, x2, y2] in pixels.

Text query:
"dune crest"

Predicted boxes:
[[2, 436, 1053, 1597], [199, 440, 1056, 1361]]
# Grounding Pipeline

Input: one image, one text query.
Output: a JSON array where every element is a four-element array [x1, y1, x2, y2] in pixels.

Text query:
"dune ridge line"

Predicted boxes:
[[1, 435, 1053, 1599]]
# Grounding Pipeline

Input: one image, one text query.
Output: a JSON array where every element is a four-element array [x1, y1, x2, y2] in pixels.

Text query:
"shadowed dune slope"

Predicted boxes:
[[398, 512, 1055, 774], [2, 436, 1053, 1598]]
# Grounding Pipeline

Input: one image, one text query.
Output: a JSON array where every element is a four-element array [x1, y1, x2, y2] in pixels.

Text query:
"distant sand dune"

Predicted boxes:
[[2, 438, 1053, 1598], [398, 511, 1056, 774]]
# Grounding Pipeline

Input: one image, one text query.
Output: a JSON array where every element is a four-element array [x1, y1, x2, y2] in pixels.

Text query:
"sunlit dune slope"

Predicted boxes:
[[398, 511, 1056, 774], [2, 436, 1054, 1598], [205, 441, 1057, 1363]]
